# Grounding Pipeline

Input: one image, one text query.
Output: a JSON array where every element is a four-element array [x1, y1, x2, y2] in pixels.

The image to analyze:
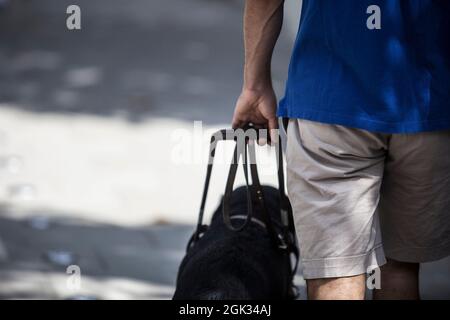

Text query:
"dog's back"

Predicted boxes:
[[173, 186, 292, 300]]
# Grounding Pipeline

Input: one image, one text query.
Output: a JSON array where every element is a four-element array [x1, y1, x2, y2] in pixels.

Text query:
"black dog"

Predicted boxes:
[[173, 186, 294, 300]]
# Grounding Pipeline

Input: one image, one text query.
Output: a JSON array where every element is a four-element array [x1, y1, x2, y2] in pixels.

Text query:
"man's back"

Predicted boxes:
[[279, 0, 450, 133]]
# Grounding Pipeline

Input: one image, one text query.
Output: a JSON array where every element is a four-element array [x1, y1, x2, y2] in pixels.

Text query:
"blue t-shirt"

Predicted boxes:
[[278, 0, 450, 133]]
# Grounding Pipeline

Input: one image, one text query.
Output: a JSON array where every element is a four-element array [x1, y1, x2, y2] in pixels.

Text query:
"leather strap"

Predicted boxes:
[[222, 137, 283, 248], [188, 126, 299, 279], [222, 139, 253, 232]]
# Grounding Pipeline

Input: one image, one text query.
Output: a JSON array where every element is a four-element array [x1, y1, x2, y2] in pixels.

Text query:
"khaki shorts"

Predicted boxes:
[[286, 119, 450, 280]]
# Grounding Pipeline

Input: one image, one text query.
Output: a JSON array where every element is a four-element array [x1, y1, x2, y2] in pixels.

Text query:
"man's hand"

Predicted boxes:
[[232, 88, 278, 133], [232, 0, 284, 142]]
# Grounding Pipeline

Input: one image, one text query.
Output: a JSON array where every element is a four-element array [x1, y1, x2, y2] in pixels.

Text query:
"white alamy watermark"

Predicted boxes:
[[66, 264, 82, 291], [367, 5, 382, 30], [66, 5, 81, 30], [366, 265, 381, 290], [170, 121, 282, 174]]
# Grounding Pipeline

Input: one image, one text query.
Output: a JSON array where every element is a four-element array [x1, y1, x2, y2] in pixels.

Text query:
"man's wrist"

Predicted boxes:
[[241, 85, 274, 96], [242, 77, 273, 93]]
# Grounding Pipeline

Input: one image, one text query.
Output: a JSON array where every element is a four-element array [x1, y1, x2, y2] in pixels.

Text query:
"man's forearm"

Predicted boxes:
[[243, 0, 284, 91]]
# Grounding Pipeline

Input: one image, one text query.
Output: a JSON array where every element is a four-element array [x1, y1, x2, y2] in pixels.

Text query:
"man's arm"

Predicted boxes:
[[232, 0, 284, 138]]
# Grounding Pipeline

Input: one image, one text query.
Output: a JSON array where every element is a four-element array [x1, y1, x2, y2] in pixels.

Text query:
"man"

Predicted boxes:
[[232, 0, 450, 300]]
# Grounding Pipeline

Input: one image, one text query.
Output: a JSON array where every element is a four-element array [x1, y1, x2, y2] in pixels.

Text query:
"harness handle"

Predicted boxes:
[[187, 125, 299, 280], [222, 129, 283, 248]]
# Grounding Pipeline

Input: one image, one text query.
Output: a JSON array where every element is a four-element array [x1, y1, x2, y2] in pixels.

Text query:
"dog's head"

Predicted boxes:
[[175, 185, 296, 301], [211, 185, 282, 225]]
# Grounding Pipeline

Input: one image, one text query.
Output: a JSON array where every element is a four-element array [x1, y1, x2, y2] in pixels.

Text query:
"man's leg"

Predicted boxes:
[[373, 259, 420, 300], [307, 275, 366, 300], [286, 119, 388, 300]]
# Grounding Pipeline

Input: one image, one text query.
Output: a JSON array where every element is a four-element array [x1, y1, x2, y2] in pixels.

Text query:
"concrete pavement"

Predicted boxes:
[[0, 0, 298, 299]]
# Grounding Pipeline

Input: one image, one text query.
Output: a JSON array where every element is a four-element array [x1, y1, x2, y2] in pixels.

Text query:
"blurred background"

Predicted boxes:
[[0, 0, 448, 299]]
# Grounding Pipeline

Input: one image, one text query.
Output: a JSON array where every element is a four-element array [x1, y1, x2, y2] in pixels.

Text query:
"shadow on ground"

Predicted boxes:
[[0, 216, 188, 287], [0, 0, 291, 124], [0, 204, 195, 299], [0, 204, 449, 300]]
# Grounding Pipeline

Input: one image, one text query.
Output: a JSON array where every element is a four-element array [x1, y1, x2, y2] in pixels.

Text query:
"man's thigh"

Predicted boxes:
[[286, 119, 387, 280], [379, 131, 450, 262]]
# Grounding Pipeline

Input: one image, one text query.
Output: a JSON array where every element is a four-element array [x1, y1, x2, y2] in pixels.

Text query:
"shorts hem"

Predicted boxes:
[[302, 245, 386, 280]]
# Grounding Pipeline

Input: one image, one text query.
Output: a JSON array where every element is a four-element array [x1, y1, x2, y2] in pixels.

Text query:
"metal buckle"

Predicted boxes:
[[277, 234, 289, 250]]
